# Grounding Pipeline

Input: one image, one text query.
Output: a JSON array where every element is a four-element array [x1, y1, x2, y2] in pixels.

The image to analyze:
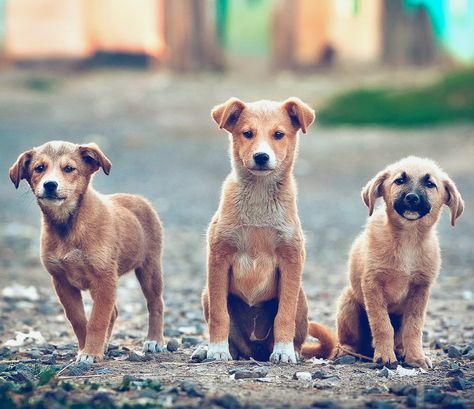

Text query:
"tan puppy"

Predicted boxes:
[[336, 157, 464, 368], [9, 141, 165, 363], [200, 97, 335, 363]]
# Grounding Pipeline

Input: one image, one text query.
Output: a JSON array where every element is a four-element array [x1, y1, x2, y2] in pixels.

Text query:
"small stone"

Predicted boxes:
[[233, 369, 268, 379], [89, 392, 115, 408], [390, 383, 408, 396], [378, 367, 390, 378], [462, 344, 473, 355], [191, 346, 208, 362], [333, 355, 356, 365], [108, 349, 123, 358], [40, 354, 56, 365], [406, 395, 418, 408], [447, 345, 463, 358], [442, 394, 467, 409], [127, 351, 152, 362], [424, 388, 445, 404], [447, 368, 464, 378], [293, 371, 312, 381], [182, 336, 201, 348], [365, 400, 395, 409], [360, 362, 382, 369], [430, 339, 444, 349], [28, 349, 42, 359], [212, 394, 241, 409], [180, 380, 204, 398], [312, 370, 329, 379], [67, 361, 92, 377], [167, 338, 179, 352], [312, 400, 339, 408], [449, 376, 466, 390]]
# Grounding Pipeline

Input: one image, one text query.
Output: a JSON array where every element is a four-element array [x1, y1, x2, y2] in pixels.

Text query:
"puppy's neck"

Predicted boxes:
[[383, 207, 436, 243], [231, 167, 295, 227], [40, 188, 96, 238]]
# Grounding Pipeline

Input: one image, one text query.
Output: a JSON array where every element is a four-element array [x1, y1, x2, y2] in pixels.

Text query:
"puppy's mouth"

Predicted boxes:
[[248, 166, 275, 176], [393, 199, 431, 221], [401, 210, 423, 220], [38, 195, 67, 203]]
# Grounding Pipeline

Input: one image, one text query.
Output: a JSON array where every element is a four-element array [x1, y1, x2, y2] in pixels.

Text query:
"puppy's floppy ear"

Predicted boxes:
[[361, 170, 388, 216], [282, 97, 315, 134], [79, 143, 112, 175], [211, 98, 247, 132], [443, 177, 464, 227], [9, 150, 33, 189]]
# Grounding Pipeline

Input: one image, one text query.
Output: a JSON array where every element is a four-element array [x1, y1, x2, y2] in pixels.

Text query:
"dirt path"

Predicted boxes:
[[0, 69, 473, 408]]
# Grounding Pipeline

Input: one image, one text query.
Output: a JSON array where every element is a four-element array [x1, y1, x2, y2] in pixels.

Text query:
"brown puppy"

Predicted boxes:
[[200, 97, 335, 363], [9, 141, 165, 363], [336, 157, 464, 368]]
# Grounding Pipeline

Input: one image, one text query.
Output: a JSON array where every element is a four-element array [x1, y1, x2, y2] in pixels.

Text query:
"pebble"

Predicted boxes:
[[312, 400, 340, 408], [360, 362, 382, 369], [232, 369, 268, 379], [447, 368, 464, 378], [191, 346, 208, 362], [365, 400, 395, 409], [312, 370, 330, 379], [167, 338, 179, 352], [441, 395, 467, 409], [28, 349, 42, 359], [212, 394, 241, 409], [423, 387, 445, 404], [182, 336, 201, 348], [449, 376, 467, 390], [378, 367, 390, 378], [67, 361, 92, 377], [89, 392, 115, 408], [447, 345, 463, 358], [127, 352, 152, 362], [389, 383, 416, 396], [180, 380, 205, 398], [333, 355, 356, 365], [293, 371, 313, 381], [40, 354, 56, 365]]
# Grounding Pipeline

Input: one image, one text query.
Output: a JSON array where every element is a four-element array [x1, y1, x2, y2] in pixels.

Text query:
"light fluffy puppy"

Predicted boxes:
[[200, 97, 335, 363], [10, 141, 165, 363], [337, 157, 464, 368]]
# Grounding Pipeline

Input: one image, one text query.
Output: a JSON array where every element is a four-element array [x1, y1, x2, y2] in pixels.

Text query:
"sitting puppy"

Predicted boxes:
[[199, 97, 335, 363], [9, 141, 165, 363], [336, 157, 464, 368]]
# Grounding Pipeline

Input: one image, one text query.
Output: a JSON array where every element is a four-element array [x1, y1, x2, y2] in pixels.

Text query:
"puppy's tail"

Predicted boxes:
[[301, 322, 337, 359]]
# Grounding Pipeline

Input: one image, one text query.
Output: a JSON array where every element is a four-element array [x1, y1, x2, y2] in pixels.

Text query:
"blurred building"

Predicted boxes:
[[0, 0, 473, 70]]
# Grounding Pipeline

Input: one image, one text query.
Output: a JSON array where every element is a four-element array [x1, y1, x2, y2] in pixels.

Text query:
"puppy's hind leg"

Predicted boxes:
[[336, 287, 363, 357], [136, 259, 165, 353], [104, 305, 118, 353]]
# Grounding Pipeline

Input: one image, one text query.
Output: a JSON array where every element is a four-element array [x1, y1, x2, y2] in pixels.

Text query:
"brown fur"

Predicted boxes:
[[201, 97, 334, 363], [336, 157, 464, 368], [9, 141, 165, 362]]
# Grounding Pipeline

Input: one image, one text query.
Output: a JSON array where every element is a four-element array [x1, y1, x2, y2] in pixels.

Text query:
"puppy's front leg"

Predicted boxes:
[[401, 284, 432, 369], [207, 250, 232, 361], [362, 275, 397, 365], [271, 247, 303, 364], [77, 277, 117, 363], [52, 277, 87, 350]]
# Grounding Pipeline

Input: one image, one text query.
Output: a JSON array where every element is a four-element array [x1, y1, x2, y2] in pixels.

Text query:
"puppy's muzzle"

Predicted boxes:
[[40, 180, 65, 201], [394, 191, 431, 220]]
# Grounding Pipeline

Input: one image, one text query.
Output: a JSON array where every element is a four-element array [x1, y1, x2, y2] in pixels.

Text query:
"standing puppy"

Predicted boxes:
[[200, 98, 335, 363], [337, 157, 464, 368], [10, 141, 165, 363]]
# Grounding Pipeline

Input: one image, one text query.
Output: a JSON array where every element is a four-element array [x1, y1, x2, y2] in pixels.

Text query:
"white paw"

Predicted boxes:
[[76, 352, 95, 364], [270, 342, 297, 363], [207, 341, 232, 361], [143, 340, 167, 353]]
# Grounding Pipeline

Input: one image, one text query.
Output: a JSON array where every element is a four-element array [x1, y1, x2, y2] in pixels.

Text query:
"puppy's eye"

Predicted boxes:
[[394, 177, 406, 185], [64, 165, 75, 173], [242, 130, 253, 139], [274, 131, 285, 140], [426, 181, 436, 188], [34, 165, 45, 173]]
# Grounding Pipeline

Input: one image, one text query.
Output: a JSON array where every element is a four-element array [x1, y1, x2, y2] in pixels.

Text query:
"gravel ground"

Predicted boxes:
[[0, 68, 473, 408]]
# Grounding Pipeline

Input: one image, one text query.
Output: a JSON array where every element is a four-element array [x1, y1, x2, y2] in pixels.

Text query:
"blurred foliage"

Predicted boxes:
[[24, 77, 60, 93], [318, 68, 474, 126]]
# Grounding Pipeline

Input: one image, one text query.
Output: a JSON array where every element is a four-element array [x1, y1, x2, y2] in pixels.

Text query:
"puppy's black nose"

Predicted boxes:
[[43, 181, 58, 192], [404, 193, 420, 206], [253, 152, 269, 166]]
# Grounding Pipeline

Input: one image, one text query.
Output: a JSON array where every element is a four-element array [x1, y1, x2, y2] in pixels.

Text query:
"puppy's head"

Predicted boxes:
[[211, 97, 315, 177], [9, 141, 111, 218], [362, 156, 464, 227]]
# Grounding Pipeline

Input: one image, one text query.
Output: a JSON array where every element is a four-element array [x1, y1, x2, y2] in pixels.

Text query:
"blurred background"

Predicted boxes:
[[0, 0, 473, 352]]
